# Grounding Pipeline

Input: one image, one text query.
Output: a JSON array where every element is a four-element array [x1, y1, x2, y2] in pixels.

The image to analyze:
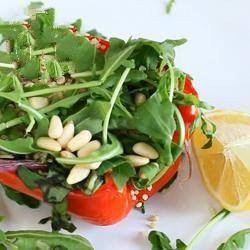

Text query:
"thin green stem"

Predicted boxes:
[[31, 47, 55, 56], [186, 209, 230, 250], [71, 70, 103, 78], [0, 62, 16, 69], [18, 102, 44, 121], [0, 117, 26, 131], [22, 81, 101, 97], [26, 114, 35, 134], [173, 104, 185, 147], [0, 93, 89, 132], [40, 93, 89, 113], [166, 59, 175, 102], [102, 67, 131, 144]]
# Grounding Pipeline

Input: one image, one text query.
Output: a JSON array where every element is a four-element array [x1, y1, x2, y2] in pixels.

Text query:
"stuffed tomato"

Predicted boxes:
[[0, 7, 202, 230]]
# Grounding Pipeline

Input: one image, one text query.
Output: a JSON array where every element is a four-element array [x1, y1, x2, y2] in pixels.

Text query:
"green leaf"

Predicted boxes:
[[97, 156, 129, 175], [166, 0, 175, 13], [56, 31, 99, 72], [30, 8, 55, 49], [97, 157, 135, 190], [101, 38, 136, 81], [133, 93, 176, 165], [17, 165, 44, 189], [174, 91, 212, 109], [40, 199, 76, 233], [0, 137, 35, 154], [217, 228, 250, 250], [112, 162, 136, 190], [71, 18, 82, 31], [134, 93, 175, 146], [56, 134, 123, 165], [148, 230, 186, 250], [64, 100, 110, 134], [5, 229, 93, 250], [1, 184, 40, 209], [20, 57, 41, 80]]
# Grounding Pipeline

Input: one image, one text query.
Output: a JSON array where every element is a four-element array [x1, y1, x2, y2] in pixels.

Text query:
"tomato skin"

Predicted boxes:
[[0, 157, 181, 225]]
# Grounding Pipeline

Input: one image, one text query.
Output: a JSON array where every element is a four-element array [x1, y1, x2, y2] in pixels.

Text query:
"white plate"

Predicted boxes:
[[1, 1, 250, 249]]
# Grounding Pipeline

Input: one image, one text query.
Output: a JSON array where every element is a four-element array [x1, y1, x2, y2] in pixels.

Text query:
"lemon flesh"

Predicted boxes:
[[192, 110, 250, 211]]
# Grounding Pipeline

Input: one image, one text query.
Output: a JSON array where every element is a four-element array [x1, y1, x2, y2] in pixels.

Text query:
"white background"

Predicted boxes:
[[1, 0, 250, 249]]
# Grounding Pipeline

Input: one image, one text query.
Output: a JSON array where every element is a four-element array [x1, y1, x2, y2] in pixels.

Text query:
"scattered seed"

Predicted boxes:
[[147, 186, 153, 191], [48, 115, 63, 139], [134, 93, 146, 106], [77, 140, 101, 157], [57, 121, 75, 147], [142, 194, 149, 201], [136, 202, 143, 208], [37, 137, 61, 152], [29, 96, 49, 109], [148, 215, 159, 222], [67, 130, 92, 152], [134, 190, 139, 195], [148, 221, 157, 229], [130, 190, 135, 195], [66, 165, 91, 185], [132, 195, 137, 201], [126, 155, 150, 167], [133, 142, 159, 160]]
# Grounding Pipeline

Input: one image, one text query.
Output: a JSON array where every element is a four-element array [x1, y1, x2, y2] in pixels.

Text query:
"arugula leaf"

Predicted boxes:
[[148, 209, 230, 250], [64, 100, 110, 134], [134, 93, 175, 146], [56, 30, 101, 72], [148, 230, 186, 250], [1, 229, 93, 250], [30, 8, 55, 49], [17, 165, 44, 189], [97, 157, 135, 190], [40, 199, 76, 233], [134, 93, 176, 165], [0, 137, 35, 154], [101, 38, 136, 81], [217, 228, 250, 250], [166, 0, 175, 14], [1, 184, 40, 209], [200, 114, 217, 149], [174, 91, 212, 109]]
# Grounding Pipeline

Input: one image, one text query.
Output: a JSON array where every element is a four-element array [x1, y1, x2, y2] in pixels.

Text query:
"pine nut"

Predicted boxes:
[[57, 121, 75, 147], [126, 155, 150, 167], [134, 93, 146, 106], [60, 150, 76, 158], [48, 115, 63, 139], [66, 165, 90, 185], [37, 137, 61, 152], [86, 162, 102, 170], [67, 130, 92, 152], [133, 142, 159, 159], [77, 140, 101, 157], [29, 97, 49, 109]]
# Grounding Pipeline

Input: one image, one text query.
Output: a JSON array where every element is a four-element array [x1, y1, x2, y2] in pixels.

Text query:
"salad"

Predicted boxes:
[[0, 4, 211, 232]]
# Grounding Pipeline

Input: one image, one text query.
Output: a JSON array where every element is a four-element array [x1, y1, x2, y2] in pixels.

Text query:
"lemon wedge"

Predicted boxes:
[[192, 110, 250, 211]]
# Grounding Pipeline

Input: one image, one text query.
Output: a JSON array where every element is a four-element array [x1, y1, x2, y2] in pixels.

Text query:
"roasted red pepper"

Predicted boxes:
[[0, 38, 199, 226]]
